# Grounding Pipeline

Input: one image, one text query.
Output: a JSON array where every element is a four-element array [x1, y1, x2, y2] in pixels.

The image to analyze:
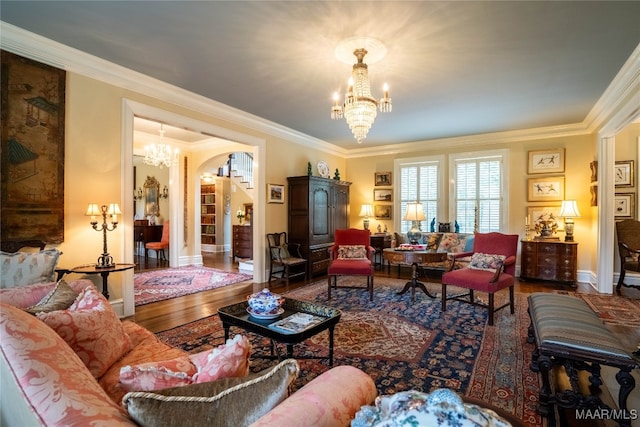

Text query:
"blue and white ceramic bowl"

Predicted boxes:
[[247, 288, 284, 314]]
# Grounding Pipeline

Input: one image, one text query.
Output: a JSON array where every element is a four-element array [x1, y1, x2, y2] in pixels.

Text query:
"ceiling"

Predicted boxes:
[[2, 1, 640, 149]]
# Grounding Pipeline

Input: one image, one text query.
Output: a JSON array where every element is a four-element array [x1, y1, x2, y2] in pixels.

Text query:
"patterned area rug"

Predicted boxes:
[[134, 266, 252, 306], [558, 292, 640, 326], [156, 277, 544, 425]]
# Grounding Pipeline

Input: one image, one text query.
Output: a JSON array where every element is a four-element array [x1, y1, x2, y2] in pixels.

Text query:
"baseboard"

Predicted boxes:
[[178, 255, 203, 266]]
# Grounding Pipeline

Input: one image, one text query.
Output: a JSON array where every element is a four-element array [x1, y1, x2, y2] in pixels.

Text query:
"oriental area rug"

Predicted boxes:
[[134, 266, 252, 306]]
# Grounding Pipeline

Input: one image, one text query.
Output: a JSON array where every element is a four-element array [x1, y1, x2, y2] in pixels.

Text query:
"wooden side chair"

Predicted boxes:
[[266, 232, 307, 286], [145, 220, 170, 262], [441, 232, 518, 326], [327, 228, 375, 301], [616, 219, 640, 290]]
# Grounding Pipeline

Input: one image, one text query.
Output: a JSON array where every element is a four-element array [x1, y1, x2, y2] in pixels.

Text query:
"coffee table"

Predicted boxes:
[[383, 249, 448, 302], [218, 297, 341, 366]]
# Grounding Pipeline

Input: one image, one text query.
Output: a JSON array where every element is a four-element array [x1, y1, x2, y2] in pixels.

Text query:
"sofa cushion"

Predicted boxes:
[[0, 303, 134, 426], [422, 233, 443, 250], [0, 248, 62, 288], [191, 334, 251, 383], [469, 253, 506, 272], [337, 245, 368, 259], [123, 358, 299, 427], [23, 279, 78, 314], [37, 286, 132, 379], [437, 233, 470, 253], [0, 279, 94, 309]]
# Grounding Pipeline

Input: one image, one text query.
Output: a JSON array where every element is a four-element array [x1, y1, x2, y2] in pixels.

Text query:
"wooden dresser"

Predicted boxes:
[[233, 225, 253, 260], [520, 240, 578, 285]]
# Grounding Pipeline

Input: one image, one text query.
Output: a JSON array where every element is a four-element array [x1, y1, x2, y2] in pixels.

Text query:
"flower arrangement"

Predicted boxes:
[[236, 209, 245, 224]]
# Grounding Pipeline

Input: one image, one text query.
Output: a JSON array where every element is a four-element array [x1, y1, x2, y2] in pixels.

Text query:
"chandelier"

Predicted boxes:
[[143, 123, 179, 168], [331, 48, 392, 144]]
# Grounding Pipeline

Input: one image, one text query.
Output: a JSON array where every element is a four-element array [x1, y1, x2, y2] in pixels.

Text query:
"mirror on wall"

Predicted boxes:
[[144, 176, 161, 217]]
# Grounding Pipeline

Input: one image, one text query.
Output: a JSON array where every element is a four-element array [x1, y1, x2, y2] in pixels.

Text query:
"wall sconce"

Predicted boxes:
[[134, 187, 143, 200], [359, 204, 374, 230], [85, 203, 121, 268], [404, 202, 426, 244], [559, 200, 581, 242], [161, 185, 169, 199]]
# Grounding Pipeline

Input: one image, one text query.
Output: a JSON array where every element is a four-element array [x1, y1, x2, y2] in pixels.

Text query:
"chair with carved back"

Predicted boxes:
[[441, 232, 518, 326], [616, 219, 640, 290], [266, 232, 307, 286], [145, 220, 170, 262], [327, 228, 375, 301]]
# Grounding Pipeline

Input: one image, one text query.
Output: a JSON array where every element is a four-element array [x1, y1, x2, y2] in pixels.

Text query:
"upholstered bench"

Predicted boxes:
[[527, 293, 638, 426]]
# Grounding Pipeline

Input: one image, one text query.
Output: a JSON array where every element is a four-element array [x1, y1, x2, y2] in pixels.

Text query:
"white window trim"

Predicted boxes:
[[394, 155, 446, 233], [448, 149, 510, 232]]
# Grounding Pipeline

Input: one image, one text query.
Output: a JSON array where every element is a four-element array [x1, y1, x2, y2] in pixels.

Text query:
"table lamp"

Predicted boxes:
[[359, 204, 374, 230], [559, 200, 581, 242], [86, 203, 121, 268], [404, 202, 426, 244]]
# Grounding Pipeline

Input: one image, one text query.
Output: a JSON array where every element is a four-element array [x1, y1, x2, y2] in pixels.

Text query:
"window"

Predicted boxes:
[[450, 150, 508, 233], [395, 156, 444, 234]]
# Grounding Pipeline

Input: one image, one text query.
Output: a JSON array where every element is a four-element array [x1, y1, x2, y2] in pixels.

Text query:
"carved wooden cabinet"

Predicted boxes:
[[233, 225, 253, 260], [520, 240, 578, 285], [287, 176, 351, 277]]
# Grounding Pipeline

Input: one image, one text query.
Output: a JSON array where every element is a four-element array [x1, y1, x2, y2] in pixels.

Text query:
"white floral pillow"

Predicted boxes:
[[0, 249, 62, 288], [469, 253, 506, 272], [337, 245, 368, 259]]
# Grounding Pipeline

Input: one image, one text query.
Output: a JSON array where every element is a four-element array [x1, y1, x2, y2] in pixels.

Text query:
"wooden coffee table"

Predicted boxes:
[[218, 298, 341, 366], [383, 249, 448, 302]]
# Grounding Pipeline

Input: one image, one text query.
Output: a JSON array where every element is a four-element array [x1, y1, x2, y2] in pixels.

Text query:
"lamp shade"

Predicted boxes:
[[559, 200, 581, 218], [85, 203, 101, 216], [404, 202, 426, 221], [359, 204, 374, 217], [107, 203, 122, 216]]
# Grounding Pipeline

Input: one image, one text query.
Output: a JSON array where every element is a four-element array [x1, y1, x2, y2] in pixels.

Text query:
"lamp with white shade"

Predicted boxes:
[[359, 204, 374, 230], [559, 200, 581, 242], [404, 202, 426, 244], [85, 203, 121, 268]]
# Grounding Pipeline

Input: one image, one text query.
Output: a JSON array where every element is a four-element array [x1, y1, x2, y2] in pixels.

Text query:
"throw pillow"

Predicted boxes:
[[23, 279, 78, 315], [337, 245, 368, 259], [0, 248, 62, 288], [469, 253, 506, 272], [120, 355, 197, 392], [123, 358, 300, 427], [37, 286, 132, 379], [422, 233, 443, 250], [436, 233, 469, 253], [191, 334, 251, 383]]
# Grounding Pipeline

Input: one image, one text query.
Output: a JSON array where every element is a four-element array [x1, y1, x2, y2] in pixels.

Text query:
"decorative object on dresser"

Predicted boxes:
[[85, 203, 121, 268], [404, 202, 426, 244], [233, 225, 252, 261], [558, 200, 581, 241], [519, 240, 578, 285], [359, 204, 373, 230], [287, 176, 351, 277]]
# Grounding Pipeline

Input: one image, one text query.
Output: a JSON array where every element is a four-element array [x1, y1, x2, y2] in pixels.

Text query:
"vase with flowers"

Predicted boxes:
[[236, 209, 245, 225]]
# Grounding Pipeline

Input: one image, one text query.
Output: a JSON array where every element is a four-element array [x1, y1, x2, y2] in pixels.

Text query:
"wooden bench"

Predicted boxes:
[[527, 293, 638, 426]]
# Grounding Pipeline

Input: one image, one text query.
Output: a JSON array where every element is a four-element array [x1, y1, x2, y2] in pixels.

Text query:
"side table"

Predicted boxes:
[[382, 249, 447, 302], [56, 263, 135, 299]]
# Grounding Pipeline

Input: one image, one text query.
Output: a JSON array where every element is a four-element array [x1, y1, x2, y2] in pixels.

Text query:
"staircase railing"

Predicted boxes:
[[218, 152, 253, 189]]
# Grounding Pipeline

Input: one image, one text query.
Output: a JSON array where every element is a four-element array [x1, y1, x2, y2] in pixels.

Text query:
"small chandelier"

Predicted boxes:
[[143, 123, 179, 168], [331, 48, 392, 144]]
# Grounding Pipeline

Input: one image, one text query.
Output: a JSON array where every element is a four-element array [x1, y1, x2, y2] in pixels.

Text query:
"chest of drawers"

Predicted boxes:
[[520, 240, 578, 285]]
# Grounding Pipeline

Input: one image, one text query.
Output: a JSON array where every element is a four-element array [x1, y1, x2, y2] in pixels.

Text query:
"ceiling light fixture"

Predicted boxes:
[[331, 45, 392, 144], [143, 123, 179, 168]]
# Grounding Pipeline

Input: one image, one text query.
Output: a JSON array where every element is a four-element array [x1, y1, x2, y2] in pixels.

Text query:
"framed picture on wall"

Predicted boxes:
[[527, 176, 565, 202], [267, 184, 284, 203], [374, 171, 392, 186], [373, 189, 393, 202], [374, 204, 392, 220], [615, 193, 635, 219], [615, 160, 634, 188], [528, 148, 565, 174]]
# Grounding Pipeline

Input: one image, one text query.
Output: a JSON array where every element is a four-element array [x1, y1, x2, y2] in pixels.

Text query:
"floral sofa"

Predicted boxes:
[[0, 252, 377, 426], [390, 232, 475, 273]]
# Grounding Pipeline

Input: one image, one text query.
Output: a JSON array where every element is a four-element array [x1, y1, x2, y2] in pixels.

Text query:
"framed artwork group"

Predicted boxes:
[[614, 160, 635, 219], [373, 171, 392, 220], [525, 148, 566, 238]]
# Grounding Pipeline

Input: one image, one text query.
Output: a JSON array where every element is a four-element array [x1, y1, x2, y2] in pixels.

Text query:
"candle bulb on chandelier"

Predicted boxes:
[[383, 83, 389, 99]]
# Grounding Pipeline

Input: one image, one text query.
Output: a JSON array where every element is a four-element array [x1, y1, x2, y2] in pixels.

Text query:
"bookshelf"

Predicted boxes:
[[201, 183, 216, 248]]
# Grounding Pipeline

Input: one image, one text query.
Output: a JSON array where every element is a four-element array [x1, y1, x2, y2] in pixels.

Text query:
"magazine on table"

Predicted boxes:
[[269, 312, 323, 333]]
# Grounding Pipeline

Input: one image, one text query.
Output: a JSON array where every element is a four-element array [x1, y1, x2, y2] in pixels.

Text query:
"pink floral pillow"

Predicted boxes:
[[37, 286, 132, 379], [192, 334, 251, 383], [120, 355, 197, 392], [337, 245, 368, 260], [469, 253, 506, 272]]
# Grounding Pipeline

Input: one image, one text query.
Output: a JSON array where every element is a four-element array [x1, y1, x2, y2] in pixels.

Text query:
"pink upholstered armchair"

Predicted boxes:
[[327, 229, 375, 301], [145, 220, 170, 261], [441, 232, 518, 326]]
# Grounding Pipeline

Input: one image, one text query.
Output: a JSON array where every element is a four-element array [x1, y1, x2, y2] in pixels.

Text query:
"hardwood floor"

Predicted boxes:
[[130, 252, 640, 426]]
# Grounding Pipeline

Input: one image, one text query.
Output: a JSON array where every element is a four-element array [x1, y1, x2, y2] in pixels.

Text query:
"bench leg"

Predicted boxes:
[[616, 369, 636, 427], [537, 354, 554, 417]]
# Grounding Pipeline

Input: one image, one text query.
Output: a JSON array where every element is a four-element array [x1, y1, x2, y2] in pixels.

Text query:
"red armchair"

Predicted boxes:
[[327, 229, 375, 301], [441, 232, 518, 326]]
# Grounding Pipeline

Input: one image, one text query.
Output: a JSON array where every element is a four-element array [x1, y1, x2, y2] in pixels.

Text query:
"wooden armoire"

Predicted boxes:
[[287, 176, 351, 277]]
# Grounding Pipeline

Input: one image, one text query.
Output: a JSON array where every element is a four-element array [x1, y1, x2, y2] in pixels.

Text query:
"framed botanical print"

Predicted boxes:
[[527, 176, 565, 202], [528, 148, 565, 174], [374, 204, 392, 220], [615, 193, 635, 219], [614, 160, 634, 188]]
